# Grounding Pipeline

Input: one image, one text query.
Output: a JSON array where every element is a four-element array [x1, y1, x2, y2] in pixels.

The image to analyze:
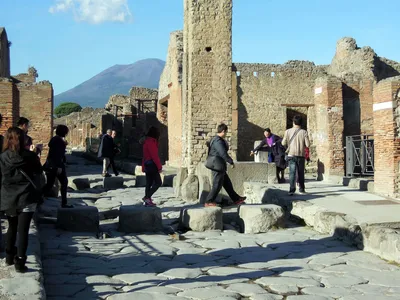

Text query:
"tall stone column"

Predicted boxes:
[[314, 76, 345, 179], [373, 78, 400, 197], [182, 0, 234, 173]]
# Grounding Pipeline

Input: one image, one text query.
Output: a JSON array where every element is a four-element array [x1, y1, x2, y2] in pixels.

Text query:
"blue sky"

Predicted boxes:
[[1, 0, 399, 95]]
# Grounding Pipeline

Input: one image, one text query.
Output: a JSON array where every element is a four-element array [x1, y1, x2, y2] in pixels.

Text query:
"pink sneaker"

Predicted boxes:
[[143, 198, 156, 207]]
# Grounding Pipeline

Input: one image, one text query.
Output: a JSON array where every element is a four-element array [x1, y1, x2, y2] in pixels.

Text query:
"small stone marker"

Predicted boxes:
[[119, 205, 162, 233], [70, 178, 90, 190], [56, 206, 99, 232], [179, 207, 223, 231], [238, 204, 284, 234], [103, 176, 124, 190]]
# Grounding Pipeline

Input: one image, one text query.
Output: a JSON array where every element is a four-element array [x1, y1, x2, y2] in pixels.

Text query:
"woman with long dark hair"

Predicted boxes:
[[142, 126, 162, 206], [43, 125, 72, 208], [0, 127, 43, 272]]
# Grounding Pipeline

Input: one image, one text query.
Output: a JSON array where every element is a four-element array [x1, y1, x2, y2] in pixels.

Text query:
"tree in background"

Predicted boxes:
[[54, 102, 83, 118]]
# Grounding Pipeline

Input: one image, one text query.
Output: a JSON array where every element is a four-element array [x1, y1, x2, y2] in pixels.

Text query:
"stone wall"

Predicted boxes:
[[183, 0, 234, 173], [373, 77, 400, 197], [0, 78, 19, 135], [104, 94, 130, 112], [158, 30, 184, 167], [233, 61, 327, 160], [17, 81, 53, 161], [0, 28, 10, 78]]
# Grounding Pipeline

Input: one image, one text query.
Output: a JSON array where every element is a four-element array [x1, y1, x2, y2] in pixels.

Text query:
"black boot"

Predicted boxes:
[[5, 246, 17, 266], [14, 256, 28, 273]]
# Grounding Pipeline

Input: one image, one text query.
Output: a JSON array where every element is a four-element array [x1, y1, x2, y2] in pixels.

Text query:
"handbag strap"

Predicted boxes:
[[18, 169, 38, 190], [286, 128, 301, 153]]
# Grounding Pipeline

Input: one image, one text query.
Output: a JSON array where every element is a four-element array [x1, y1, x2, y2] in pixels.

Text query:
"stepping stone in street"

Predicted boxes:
[[119, 205, 162, 233], [238, 204, 285, 234], [103, 176, 124, 190], [56, 206, 99, 232], [179, 206, 223, 232], [69, 178, 90, 190]]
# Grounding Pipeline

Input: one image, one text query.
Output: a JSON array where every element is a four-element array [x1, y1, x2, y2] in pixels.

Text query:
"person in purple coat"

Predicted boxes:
[[250, 128, 285, 183]]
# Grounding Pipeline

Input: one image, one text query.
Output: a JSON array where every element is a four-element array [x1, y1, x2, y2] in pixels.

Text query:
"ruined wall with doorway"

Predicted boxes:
[[17, 81, 53, 161], [233, 61, 327, 160]]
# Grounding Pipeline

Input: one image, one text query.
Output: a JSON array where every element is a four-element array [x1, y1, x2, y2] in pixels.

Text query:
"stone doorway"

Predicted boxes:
[[286, 107, 308, 130]]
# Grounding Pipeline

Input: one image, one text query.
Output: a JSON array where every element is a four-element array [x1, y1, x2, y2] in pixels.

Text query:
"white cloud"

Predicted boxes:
[[49, 0, 133, 24]]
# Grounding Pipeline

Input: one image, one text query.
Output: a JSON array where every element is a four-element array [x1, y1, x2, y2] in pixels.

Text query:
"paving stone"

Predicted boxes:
[[286, 296, 333, 300], [239, 204, 285, 234], [56, 206, 99, 232], [45, 284, 86, 297], [103, 176, 124, 190], [250, 295, 284, 300], [123, 285, 180, 294], [255, 277, 321, 288], [321, 275, 368, 288], [158, 267, 203, 279], [119, 205, 162, 233], [73, 285, 121, 299], [108, 292, 188, 300], [180, 207, 223, 231], [0, 277, 43, 297], [301, 287, 358, 298], [177, 286, 241, 299], [227, 282, 271, 296], [208, 267, 274, 278]]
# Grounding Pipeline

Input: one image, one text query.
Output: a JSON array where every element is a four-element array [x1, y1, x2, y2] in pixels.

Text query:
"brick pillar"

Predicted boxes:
[[373, 79, 400, 197], [0, 79, 19, 135], [314, 76, 345, 179]]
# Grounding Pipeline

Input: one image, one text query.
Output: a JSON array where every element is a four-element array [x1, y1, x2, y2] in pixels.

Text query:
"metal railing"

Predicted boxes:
[[345, 135, 374, 177]]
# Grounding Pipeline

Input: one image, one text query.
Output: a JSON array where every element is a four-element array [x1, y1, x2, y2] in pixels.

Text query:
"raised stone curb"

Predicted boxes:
[[179, 206, 223, 231], [119, 205, 162, 233], [103, 176, 124, 190], [56, 206, 100, 232], [238, 204, 285, 234]]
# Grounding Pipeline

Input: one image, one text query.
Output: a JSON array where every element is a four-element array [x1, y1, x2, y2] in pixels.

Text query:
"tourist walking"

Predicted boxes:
[[205, 123, 246, 207], [250, 128, 285, 183], [43, 125, 72, 208], [17, 117, 34, 151], [282, 115, 310, 195], [142, 126, 162, 207], [98, 129, 119, 177], [0, 127, 43, 272]]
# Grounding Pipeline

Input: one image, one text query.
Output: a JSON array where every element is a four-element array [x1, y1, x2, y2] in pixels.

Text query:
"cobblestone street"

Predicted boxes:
[[31, 155, 400, 300]]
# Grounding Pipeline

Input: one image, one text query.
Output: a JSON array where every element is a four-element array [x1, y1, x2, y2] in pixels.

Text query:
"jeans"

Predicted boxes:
[[103, 157, 118, 175], [288, 156, 305, 193], [206, 171, 240, 203], [44, 167, 68, 206], [6, 212, 34, 257], [145, 171, 162, 198]]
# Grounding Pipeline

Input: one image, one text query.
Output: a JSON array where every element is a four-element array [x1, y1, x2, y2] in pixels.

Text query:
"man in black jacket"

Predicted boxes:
[[205, 124, 246, 207], [98, 129, 119, 177]]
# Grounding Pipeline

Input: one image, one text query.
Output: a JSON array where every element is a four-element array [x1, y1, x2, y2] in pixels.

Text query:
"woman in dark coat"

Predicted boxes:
[[0, 127, 43, 272], [43, 125, 72, 208]]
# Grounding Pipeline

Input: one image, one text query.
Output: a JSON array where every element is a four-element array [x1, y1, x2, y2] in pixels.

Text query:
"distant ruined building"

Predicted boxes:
[[157, 0, 400, 197], [0, 27, 54, 162]]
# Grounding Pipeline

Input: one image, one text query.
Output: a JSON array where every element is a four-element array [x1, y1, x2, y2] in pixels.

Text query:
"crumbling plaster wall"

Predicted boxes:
[[233, 61, 327, 160]]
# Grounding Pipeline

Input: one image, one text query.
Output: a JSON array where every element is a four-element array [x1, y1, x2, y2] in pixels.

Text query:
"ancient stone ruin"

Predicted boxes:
[[0, 27, 54, 161], [158, 0, 400, 198]]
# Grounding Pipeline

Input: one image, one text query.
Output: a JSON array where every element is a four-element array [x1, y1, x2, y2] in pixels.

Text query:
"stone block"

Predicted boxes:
[[174, 167, 188, 197], [162, 174, 174, 187], [222, 207, 239, 225], [179, 207, 223, 231], [363, 225, 400, 264], [56, 206, 99, 232], [135, 175, 146, 187], [238, 204, 285, 234], [181, 174, 199, 201], [103, 176, 124, 190], [367, 181, 374, 193], [254, 141, 269, 163], [119, 205, 162, 233], [69, 178, 90, 190], [198, 175, 211, 204], [134, 165, 144, 176]]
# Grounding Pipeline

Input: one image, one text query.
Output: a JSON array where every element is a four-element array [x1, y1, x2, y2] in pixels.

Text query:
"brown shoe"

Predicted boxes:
[[234, 197, 246, 205], [204, 202, 217, 207]]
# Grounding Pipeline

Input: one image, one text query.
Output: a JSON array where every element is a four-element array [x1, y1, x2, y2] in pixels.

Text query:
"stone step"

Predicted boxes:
[[103, 176, 124, 190], [56, 206, 99, 232], [238, 204, 285, 234], [119, 205, 162, 233], [179, 206, 223, 232]]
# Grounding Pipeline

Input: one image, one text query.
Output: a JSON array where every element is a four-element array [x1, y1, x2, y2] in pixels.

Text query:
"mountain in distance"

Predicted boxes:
[[54, 58, 166, 108]]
